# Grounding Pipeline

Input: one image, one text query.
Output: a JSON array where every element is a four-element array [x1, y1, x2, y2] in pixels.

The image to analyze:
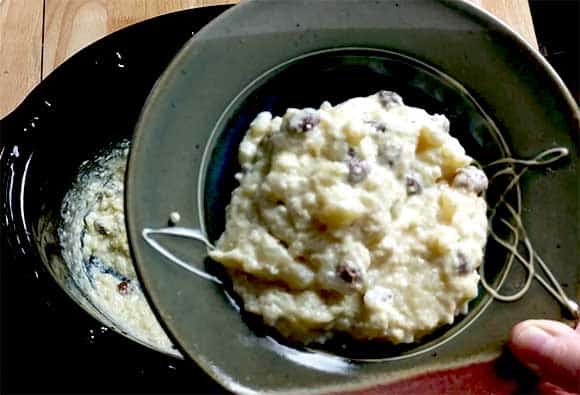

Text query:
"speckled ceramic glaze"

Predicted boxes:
[[126, 1, 579, 393]]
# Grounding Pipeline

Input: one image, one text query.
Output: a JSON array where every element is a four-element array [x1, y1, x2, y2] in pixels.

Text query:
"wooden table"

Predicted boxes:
[[0, 0, 537, 119]]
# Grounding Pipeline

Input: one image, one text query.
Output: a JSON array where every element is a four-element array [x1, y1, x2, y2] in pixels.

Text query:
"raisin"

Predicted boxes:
[[456, 252, 470, 275], [377, 90, 403, 108], [94, 222, 109, 236], [88, 255, 100, 266], [279, 239, 289, 248], [348, 158, 370, 184], [378, 142, 401, 167], [337, 262, 361, 283], [405, 175, 422, 195], [117, 280, 131, 295], [347, 147, 356, 157], [287, 109, 320, 133], [365, 120, 387, 132], [453, 166, 488, 196]]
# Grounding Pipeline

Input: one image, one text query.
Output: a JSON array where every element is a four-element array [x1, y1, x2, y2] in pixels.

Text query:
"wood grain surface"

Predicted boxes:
[[43, 0, 237, 76], [0, 0, 44, 119], [472, 0, 538, 46], [0, 0, 537, 118]]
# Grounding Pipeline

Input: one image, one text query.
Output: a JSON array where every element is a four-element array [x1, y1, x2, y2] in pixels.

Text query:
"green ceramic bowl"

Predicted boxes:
[[126, 1, 579, 393]]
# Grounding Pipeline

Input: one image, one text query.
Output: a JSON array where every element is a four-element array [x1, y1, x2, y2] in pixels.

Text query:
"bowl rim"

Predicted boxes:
[[126, 0, 579, 393]]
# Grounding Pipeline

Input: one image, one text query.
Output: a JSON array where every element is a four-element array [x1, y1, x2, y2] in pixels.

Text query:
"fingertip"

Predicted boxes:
[[509, 320, 580, 393], [510, 322, 553, 364], [511, 320, 575, 341]]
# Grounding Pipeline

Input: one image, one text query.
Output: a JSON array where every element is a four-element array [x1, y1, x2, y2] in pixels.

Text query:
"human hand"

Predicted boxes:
[[510, 319, 580, 394]]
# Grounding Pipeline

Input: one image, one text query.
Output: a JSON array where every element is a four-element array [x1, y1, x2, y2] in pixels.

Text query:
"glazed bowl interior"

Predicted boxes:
[[202, 48, 512, 360], [8, 118, 177, 353], [0, 99, 153, 346], [0, 8, 224, 357], [125, 1, 578, 393], [32, 139, 130, 323]]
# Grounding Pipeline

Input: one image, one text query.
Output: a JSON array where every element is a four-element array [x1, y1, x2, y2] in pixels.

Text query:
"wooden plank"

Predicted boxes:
[[469, 0, 538, 47], [42, 0, 238, 77], [0, 0, 44, 118], [1, 0, 539, 119], [42, 0, 537, 78]]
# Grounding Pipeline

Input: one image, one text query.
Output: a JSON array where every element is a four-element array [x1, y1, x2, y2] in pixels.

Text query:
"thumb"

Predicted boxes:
[[509, 319, 580, 394]]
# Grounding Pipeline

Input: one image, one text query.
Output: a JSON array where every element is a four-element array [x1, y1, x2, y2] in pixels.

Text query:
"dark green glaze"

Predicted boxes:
[[126, 1, 579, 393]]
